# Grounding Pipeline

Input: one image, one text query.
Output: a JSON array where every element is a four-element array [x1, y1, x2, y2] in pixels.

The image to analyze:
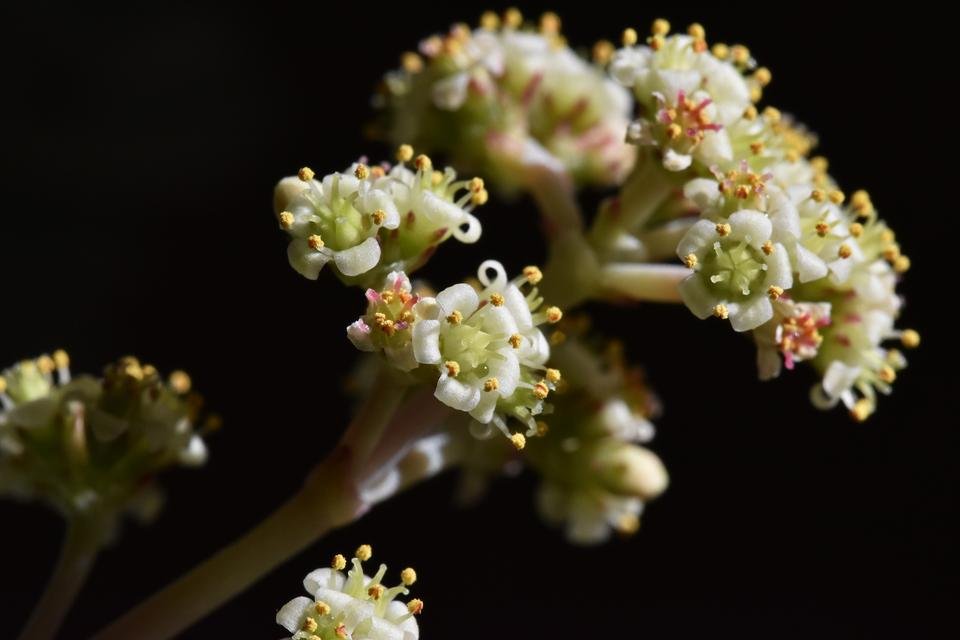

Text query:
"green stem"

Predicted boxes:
[[524, 165, 584, 235], [18, 517, 101, 640], [599, 263, 689, 303]]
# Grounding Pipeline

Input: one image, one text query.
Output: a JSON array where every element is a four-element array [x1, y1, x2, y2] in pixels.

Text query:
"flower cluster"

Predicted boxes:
[[0, 352, 214, 538], [375, 10, 635, 192], [275, 149, 484, 287], [276, 545, 421, 640]]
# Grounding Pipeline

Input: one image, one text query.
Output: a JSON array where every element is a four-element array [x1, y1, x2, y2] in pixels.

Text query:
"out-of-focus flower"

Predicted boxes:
[[276, 545, 420, 640], [0, 352, 215, 539]]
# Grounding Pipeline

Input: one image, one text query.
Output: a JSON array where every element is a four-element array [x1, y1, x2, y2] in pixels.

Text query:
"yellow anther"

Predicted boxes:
[[711, 42, 729, 59], [484, 378, 499, 392], [142, 364, 158, 379], [810, 189, 825, 203], [894, 255, 911, 273], [815, 222, 830, 237], [880, 229, 896, 245], [743, 105, 758, 120], [446, 310, 463, 325], [849, 222, 864, 237], [503, 7, 522, 29], [401, 567, 417, 586], [651, 18, 670, 36], [901, 329, 920, 348], [545, 306, 563, 323], [828, 190, 845, 205], [622, 28, 638, 46], [0, 377, 6, 394], [735, 184, 752, 199], [550, 330, 566, 346], [715, 223, 732, 236], [509, 433, 526, 451], [169, 370, 192, 394], [401, 51, 423, 73], [592, 39, 615, 64], [545, 368, 561, 383], [648, 34, 665, 50], [414, 154, 432, 171], [683, 253, 698, 268], [53, 349, 69, 369], [332, 554, 347, 571], [666, 123, 682, 140], [450, 23, 471, 42], [471, 189, 489, 206], [37, 354, 55, 374], [850, 399, 873, 422], [315, 601, 332, 616], [785, 150, 800, 163], [407, 599, 424, 615], [396, 144, 414, 163], [308, 234, 325, 250], [379, 319, 397, 336], [762, 241, 775, 255], [878, 365, 897, 384], [749, 85, 762, 103], [850, 189, 873, 216], [687, 23, 705, 39], [617, 513, 641, 535], [480, 10, 500, 31], [532, 381, 549, 399], [810, 156, 828, 173], [370, 166, 385, 179], [508, 333, 522, 349], [371, 209, 386, 225], [430, 170, 444, 186], [468, 177, 485, 192], [368, 584, 385, 600], [279, 211, 294, 229], [540, 11, 561, 34], [762, 106, 781, 124], [754, 67, 772, 86], [837, 243, 853, 259], [730, 44, 750, 65], [335, 623, 348, 638], [713, 304, 729, 320], [298, 167, 315, 182], [444, 360, 461, 377], [536, 421, 549, 437], [354, 164, 369, 180], [523, 265, 543, 284], [768, 285, 784, 300], [490, 293, 505, 306], [750, 141, 764, 155], [304, 618, 319, 633], [356, 544, 372, 561]]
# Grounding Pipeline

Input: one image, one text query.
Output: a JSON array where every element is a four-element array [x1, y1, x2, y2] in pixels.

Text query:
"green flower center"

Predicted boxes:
[[702, 240, 766, 297]]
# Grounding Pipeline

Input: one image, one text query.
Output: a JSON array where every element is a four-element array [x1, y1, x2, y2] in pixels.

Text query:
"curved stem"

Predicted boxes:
[[525, 166, 584, 236], [18, 517, 101, 640]]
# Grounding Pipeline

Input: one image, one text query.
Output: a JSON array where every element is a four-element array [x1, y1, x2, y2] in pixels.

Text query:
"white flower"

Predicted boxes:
[[346, 271, 420, 371], [412, 261, 559, 442], [275, 153, 484, 287], [276, 546, 420, 640], [752, 298, 832, 380], [0, 353, 213, 537], [677, 210, 793, 331]]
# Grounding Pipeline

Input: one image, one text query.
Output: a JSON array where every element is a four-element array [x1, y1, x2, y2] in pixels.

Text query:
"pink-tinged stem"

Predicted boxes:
[[599, 263, 690, 303]]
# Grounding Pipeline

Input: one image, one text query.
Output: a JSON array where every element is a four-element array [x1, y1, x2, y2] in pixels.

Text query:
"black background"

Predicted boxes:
[[2, 3, 956, 638]]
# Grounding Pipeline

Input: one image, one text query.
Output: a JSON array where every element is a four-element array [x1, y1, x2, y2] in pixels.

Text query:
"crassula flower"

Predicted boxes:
[[411, 260, 561, 447], [276, 545, 421, 640], [347, 271, 420, 372], [0, 353, 214, 539], [275, 149, 484, 287], [376, 10, 635, 192]]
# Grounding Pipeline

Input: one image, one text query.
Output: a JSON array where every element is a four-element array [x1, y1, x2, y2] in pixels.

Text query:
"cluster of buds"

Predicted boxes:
[[274, 149, 484, 287], [0, 352, 214, 538], [276, 545, 421, 640], [375, 9, 635, 193]]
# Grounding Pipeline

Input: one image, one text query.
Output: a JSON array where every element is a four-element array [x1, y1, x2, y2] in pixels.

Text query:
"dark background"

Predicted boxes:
[[2, 3, 956, 638]]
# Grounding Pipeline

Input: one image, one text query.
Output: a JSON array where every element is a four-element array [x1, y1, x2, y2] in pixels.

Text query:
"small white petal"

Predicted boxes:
[[683, 178, 723, 211], [276, 596, 312, 633], [411, 319, 441, 364], [677, 219, 720, 258], [679, 276, 719, 319], [764, 244, 793, 289], [347, 320, 375, 352], [434, 375, 481, 412], [333, 237, 381, 277], [178, 435, 207, 466], [729, 296, 773, 332], [436, 283, 480, 316], [728, 210, 772, 246], [303, 568, 345, 597], [794, 244, 829, 283], [662, 147, 693, 171], [287, 239, 331, 280]]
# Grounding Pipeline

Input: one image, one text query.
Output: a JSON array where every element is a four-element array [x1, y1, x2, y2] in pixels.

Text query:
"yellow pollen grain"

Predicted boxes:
[[837, 243, 853, 259], [446, 310, 463, 325], [468, 177, 485, 192], [810, 156, 828, 173], [53, 349, 69, 368], [533, 381, 550, 399], [368, 584, 385, 600], [402, 51, 423, 73], [901, 329, 920, 348], [731, 44, 750, 64], [666, 123, 682, 140], [480, 11, 500, 31], [523, 265, 543, 284], [169, 370, 192, 394], [401, 567, 417, 586], [315, 601, 331, 616], [471, 189, 489, 205], [536, 421, 549, 437], [308, 234, 325, 250], [735, 184, 752, 199], [370, 166, 385, 179], [503, 7, 522, 29], [751, 87, 763, 103], [546, 368, 561, 383], [754, 67, 772, 86], [880, 229, 896, 245], [298, 167, 315, 182], [304, 618, 319, 633], [617, 513, 640, 535], [444, 360, 461, 377], [622, 28, 638, 46], [593, 39, 615, 64], [712, 42, 729, 59], [509, 333, 522, 349], [371, 209, 386, 225], [828, 190, 845, 205], [354, 164, 369, 180], [332, 554, 347, 571], [450, 23, 471, 42], [743, 105, 758, 120], [484, 377, 499, 392], [279, 211, 294, 229], [509, 433, 526, 451], [0, 377, 6, 394], [431, 170, 444, 186], [408, 599, 424, 615], [651, 18, 670, 36], [37, 354, 55, 374], [716, 223, 732, 236], [713, 304, 729, 320], [688, 23, 705, 39], [414, 154, 432, 171], [750, 141, 764, 155], [356, 544, 372, 561], [396, 144, 414, 163], [815, 222, 830, 237], [767, 285, 784, 300], [490, 293, 505, 306], [762, 241, 774, 255], [762, 106, 781, 124], [849, 222, 864, 237], [879, 365, 897, 384], [545, 306, 563, 323], [850, 399, 872, 422], [540, 12, 561, 34], [894, 256, 911, 273]]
